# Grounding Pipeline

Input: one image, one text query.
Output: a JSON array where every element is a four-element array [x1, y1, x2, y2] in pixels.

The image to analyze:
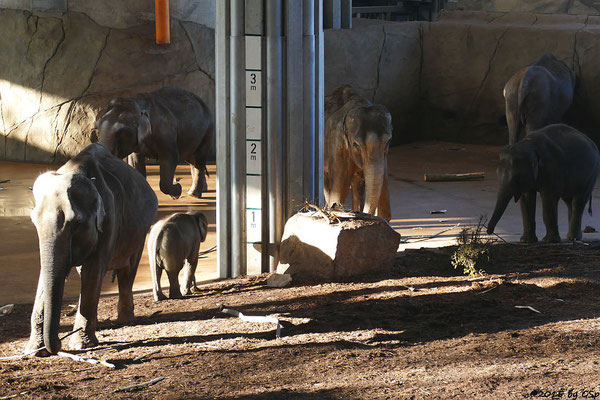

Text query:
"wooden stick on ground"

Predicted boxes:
[[218, 304, 281, 339], [57, 351, 115, 369], [114, 377, 165, 393], [0, 328, 83, 361], [424, 172, 485, 182]]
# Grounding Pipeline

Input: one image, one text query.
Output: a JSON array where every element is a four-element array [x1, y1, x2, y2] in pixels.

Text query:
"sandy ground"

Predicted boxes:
[[1, 243, 599, 399]]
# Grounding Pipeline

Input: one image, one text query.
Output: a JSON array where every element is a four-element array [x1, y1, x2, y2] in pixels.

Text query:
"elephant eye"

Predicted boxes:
[[353, 142, 361, 152]]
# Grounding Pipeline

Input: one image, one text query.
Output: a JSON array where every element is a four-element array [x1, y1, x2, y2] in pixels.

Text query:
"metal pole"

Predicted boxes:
[[285, 0, 304, 218], [303, 0, 316, 204], [324, 0, 341, 29], [341, 0, 352, 29], [266, 0, 283, 272], [315, 0, 325, 206], [215, 0, 231, 278], [230, 0, 246, 277]]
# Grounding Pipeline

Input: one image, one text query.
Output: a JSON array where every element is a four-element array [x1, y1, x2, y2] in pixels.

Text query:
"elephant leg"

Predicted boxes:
[[376, 168, 391, 221], [181, 242, 201, 295], [25, 276, 49, 355], [151, 257, 166, 302], [567, 196, 586, 241], [518, 191, 538, 243], [115, 248, 142, 323], [127, 153, 147, 178], [70, 264, 106, 350], [166, 268, 183, 299], [351, 172, 365, 212], [541, 193, 561, 243], [188, 163, 207, 199], [159, 152, 182, 199]]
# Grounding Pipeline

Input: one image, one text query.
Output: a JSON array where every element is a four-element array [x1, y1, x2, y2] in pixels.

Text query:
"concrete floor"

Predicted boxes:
[[1, 141, 599, 305]]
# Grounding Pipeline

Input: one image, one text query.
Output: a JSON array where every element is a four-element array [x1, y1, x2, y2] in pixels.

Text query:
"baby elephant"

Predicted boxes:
[[487, 124, 599, 243], [148, 211, 208, 301]]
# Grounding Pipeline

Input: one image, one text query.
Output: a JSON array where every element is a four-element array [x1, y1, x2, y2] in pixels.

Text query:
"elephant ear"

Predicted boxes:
[[197, 213, 208, 242], [137, 110, 152, 152], [90, 178, 106, 233], [343, 112, 360, 148]]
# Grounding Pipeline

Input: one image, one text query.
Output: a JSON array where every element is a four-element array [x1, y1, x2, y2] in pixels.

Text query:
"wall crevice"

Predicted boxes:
[[372, 23, 387, 102]]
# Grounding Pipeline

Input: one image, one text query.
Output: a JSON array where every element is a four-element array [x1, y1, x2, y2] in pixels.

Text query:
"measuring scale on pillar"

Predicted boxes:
[[245, 33, 264, 275]]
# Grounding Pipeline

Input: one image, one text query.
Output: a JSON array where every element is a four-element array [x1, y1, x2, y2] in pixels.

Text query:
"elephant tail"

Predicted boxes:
[[517, 72, 531, 138], [147, 223, 165, 273]]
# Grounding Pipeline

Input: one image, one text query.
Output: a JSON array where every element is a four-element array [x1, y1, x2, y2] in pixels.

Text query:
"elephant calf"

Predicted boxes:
[[147, 211, 208, 301], [487, 124, 599, 243], [26, 144, 158, 354], [324, 85, 393, 220], [504, 53, 576, 145], [97, 87, 214, 199]]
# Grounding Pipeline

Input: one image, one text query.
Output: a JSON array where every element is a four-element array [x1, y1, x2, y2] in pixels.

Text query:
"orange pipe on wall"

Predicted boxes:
[[155, 0, 170, 44]]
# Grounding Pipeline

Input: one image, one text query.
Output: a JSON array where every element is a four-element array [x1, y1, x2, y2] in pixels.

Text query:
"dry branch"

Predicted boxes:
[[218, 304, 281, 339], [424, 172, 485, 182], [133, 350, 161, 362], [57, 351, 115, 369], [0, 328, 82, 360], [114, 377, 165, 393]]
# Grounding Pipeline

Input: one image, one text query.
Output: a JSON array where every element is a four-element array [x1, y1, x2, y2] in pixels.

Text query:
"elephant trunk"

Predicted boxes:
[[363, 160, 385, 216], [487, 189, 513, 234], [40, 236, 70, 354]]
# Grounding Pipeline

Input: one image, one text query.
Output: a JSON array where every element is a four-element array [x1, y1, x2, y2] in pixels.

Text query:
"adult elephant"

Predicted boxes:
[[97, 87, 214, 199], [504, 53, 576, 145], [324, 85, 392, 220], [25, 144, 158, 355], [487, 124, 599, 243]]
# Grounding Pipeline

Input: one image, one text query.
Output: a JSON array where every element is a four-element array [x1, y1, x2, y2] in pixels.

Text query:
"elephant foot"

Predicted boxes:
[[187, 189, 203, 199], [567, 231, 582, 242], [168, 291, 183, 300], [542, 233, 561, 243], [24, 339, 51, 357], [520, 233, 539, 243], [68, 330, 99, 350], [116, 310, 135, 324], [153, 290, 167, 302]]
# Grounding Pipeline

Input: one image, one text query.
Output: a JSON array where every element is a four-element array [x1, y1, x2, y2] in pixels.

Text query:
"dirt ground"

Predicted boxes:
[[1, 241, 600, 399]]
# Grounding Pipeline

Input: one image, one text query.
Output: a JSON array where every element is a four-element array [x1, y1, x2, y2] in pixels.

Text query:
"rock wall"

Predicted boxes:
[[0, 8, 214, 163], [325, 13, 600, 145], [456, 0, 600, 15]]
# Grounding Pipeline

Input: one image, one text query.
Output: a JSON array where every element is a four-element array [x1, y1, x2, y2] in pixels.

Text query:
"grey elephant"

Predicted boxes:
[[504, 53, 576, 145], [147, 211, 208, 301], [26, 144, 158, 355], [324, 85, 392, 220], [97, 87, 214, 199], [487, 124, 599, 243]]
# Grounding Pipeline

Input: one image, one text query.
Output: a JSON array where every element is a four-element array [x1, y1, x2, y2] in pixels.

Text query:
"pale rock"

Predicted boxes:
[[266, 273, 292, 288], [277, 212, 401, 281]]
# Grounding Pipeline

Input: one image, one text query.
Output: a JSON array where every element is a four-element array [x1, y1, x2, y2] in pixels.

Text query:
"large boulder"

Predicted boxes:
[[277, 212, 401, 281]]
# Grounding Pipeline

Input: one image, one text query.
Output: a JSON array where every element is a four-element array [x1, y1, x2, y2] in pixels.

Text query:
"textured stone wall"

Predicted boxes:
[[0, 0, 215, 28], [0, 8, 214, 163], [325, 13, 600, 145], [456, 0, 600, 15]]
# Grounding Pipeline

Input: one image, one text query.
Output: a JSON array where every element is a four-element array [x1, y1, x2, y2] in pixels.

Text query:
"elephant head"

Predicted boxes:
[[344, 104, 392, 216], [30, 172, 106, 353], [97, 98, 151, 159], [487, 142, 539, 234]]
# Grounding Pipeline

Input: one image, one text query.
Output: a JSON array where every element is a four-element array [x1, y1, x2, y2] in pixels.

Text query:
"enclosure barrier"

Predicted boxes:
[[216, 0, 348, 278]]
